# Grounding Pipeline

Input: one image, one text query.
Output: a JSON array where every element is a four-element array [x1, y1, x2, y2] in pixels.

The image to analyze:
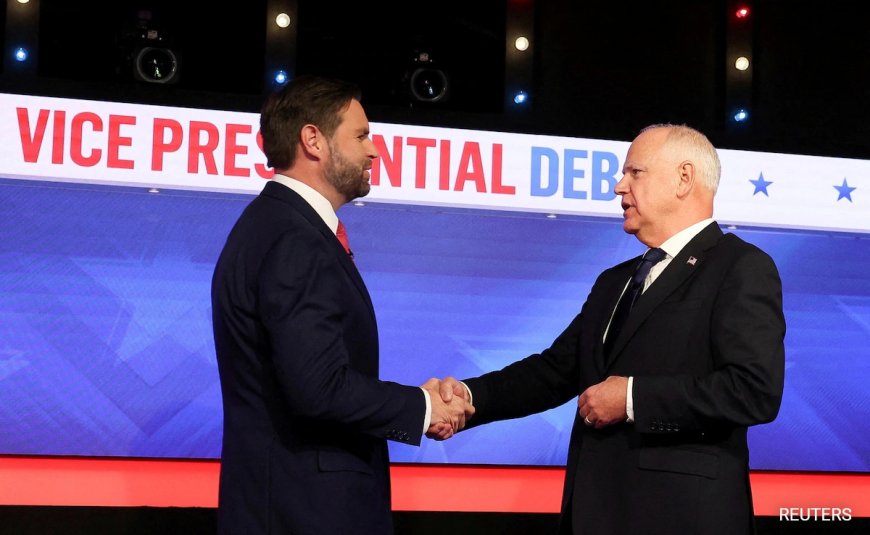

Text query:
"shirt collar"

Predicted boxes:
[[658, 218, 715, 259], [271, 174, 339, 234]]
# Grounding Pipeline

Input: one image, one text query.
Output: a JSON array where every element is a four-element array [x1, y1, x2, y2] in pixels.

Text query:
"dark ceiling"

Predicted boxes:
[[3, 0, 869, 160]]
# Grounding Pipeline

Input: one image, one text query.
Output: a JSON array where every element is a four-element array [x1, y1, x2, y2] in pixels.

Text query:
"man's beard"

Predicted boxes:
[[324, 142, 370, 201]]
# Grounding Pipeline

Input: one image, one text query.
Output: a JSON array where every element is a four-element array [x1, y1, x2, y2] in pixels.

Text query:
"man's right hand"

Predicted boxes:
[[421, 377, 474, 440]]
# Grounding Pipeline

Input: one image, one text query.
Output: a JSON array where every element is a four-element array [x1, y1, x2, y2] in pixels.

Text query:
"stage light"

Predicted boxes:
[[733, 108, 749, 122], [513, 90, 528, 104], [274, 70, 288, 85], [275, 13, 291, 28], [406, 51, 449, 103], [135, 46, 179, 84], [14, 47, 28, 62], [515, 36, 530, 51], [736, 6, 750, 18], [16, 0, 30, 4], [735, 56, 750, 70], [120, 11, 182, 84]]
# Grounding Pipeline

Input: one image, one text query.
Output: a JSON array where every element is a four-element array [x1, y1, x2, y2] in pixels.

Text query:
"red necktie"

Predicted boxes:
[[336, 220, 354, 260]]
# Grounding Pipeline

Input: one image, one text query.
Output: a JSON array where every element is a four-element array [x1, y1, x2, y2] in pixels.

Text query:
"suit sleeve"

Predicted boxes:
[[632, 247, 785, 432], [462, 307, 585, 428], [258, 230, 426, 445]]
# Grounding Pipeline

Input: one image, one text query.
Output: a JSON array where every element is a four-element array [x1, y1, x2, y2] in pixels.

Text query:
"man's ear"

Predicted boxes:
[[676, 160, 696, 199], [300, 124, 322, 157]]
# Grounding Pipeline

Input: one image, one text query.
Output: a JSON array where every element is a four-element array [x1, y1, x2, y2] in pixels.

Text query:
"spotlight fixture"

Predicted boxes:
[[14, 47, 28, 62], [735, 56, 750, 70], [513, 90, 528, 104], [274, 70, 289, 85], [514, 36, 530, 51], [275, 13, 291, 28], [733, 108, 749, 122], [735, 7, 750, 18], [120, 10, 181, 85], [404, 51, 450, 104], [135, 45, 180, 84]]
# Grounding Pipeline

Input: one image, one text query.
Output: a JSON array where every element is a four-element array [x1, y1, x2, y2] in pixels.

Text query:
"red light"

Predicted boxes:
[[736, 7, 750, 18]]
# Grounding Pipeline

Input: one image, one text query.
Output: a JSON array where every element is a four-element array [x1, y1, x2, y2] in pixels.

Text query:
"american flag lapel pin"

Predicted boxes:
[[687, 256, 698, 266]]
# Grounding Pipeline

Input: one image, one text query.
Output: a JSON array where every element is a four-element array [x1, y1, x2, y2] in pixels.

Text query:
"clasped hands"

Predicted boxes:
[[421, 377, 473, 440]]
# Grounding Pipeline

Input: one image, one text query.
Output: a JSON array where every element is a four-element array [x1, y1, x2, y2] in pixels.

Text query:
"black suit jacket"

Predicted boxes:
[[211, 181, 426, 534], [464, 222, 785, 535]]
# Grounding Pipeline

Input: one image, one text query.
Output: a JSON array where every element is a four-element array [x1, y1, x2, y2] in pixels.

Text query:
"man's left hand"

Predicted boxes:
[[578, 376, 628, 429]]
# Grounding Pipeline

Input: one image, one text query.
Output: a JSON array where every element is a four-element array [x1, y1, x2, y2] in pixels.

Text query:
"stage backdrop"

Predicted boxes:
[[1, 93, 868, 472]]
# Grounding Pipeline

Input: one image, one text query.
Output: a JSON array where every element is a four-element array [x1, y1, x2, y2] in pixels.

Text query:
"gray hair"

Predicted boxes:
[[640, 123, 721, 194]]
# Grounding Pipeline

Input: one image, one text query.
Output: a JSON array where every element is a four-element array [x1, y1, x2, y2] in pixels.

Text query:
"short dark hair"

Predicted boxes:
[[259, 75, 362, 169]]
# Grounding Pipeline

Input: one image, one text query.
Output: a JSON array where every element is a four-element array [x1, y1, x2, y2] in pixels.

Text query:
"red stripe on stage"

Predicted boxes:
[[0, 457, 868, 516]]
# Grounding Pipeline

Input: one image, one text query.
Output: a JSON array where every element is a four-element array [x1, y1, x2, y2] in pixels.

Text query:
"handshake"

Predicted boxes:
[[421, 377, 473, 441]]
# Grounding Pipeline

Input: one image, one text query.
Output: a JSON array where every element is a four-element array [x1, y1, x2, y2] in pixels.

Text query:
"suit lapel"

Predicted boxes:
[[594, 264, 635, 375], [260, 182, 376, 320], [604, 223, 724, 370]]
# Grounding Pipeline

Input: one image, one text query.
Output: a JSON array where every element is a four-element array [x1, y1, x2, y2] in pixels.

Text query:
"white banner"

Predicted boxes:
[[1, 92, 867, 233]]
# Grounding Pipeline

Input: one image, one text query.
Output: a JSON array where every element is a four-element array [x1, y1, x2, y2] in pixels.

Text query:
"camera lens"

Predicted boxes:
[[135, 47, 179, 83], [410, 68, 448, 102]]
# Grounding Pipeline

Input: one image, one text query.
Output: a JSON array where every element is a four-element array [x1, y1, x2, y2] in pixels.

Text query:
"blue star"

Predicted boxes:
[[834, 178, 856, 202], [749, 172, 773, 196]]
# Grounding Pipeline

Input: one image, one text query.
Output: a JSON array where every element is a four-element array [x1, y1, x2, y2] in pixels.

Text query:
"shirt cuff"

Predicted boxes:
[[625, 376, 635, 422], [459, 381, 473, 406], [421, 387, 432, 434]]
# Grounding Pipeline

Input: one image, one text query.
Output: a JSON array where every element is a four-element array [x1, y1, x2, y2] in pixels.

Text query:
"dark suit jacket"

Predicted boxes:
[[211, 181, 426, 534], [463, 222, 785, 535]]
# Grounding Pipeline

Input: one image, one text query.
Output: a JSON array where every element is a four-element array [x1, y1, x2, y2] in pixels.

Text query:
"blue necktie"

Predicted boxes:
[[604, 248, 667, 357]]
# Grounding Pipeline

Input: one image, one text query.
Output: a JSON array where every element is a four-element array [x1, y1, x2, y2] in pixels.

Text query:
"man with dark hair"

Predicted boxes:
[[212, 75, 469, 534]]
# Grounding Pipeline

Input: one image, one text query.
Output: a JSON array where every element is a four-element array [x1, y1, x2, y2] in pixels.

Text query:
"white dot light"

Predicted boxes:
[[275, 13, 291, 28], [515, 36, 530, 51], [735, 56, 750, 71]]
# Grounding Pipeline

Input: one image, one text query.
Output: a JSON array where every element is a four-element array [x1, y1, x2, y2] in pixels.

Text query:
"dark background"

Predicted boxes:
[[3, 0, 869, 160]]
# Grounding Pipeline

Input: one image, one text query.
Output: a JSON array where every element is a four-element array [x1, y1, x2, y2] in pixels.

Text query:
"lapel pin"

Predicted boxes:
[[687, 256, 698, 266]]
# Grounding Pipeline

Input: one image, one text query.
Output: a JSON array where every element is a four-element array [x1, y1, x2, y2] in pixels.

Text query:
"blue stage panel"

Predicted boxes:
[[1, 178, 868, 471]]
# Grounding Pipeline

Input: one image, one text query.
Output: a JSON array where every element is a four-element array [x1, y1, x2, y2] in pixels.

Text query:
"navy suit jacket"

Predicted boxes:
[[464, 222, 785, 535], [212, 181, 425, 534]]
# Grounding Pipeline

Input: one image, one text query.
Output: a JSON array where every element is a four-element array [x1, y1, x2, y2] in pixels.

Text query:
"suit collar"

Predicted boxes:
[[259, 181, 375, 319], [270, 174, 340, 233], [658, 217, 715, 260]]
